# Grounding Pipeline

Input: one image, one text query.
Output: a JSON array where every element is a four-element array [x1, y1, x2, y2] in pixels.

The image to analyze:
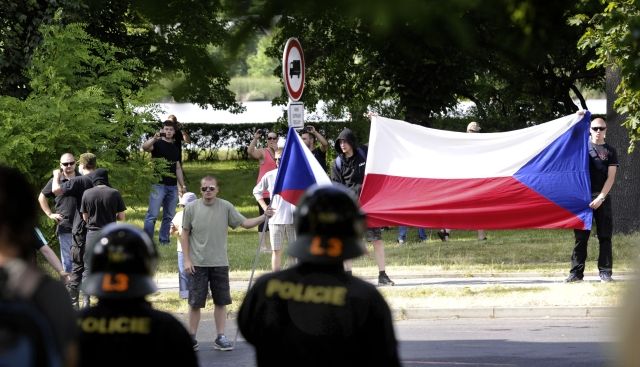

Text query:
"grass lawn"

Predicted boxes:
[[101, 160, 640, 277], [37, 160, 640, 313]]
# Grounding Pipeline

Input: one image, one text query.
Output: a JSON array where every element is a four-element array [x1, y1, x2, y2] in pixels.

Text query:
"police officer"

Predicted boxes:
[[77, 223, 198, 367], [238, 185, 401, 367]]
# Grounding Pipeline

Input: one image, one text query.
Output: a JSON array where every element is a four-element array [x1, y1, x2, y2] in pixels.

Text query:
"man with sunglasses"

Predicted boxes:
[[248, 130, 279, 248], [52, 152, 99, 308], [566, 117, 619, 283], [181, 176, 273, 352], [38, 153, 79, 276]]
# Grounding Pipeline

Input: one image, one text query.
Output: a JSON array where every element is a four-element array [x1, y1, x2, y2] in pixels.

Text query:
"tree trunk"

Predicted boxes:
[[605, 67, 640, 234]]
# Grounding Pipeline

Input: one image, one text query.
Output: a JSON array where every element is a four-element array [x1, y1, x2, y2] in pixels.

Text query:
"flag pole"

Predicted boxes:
[[233, 214, 269, 347]]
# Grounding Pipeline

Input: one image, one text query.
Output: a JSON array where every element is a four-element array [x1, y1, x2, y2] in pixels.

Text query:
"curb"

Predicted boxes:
[[393, 306, 616, 320]]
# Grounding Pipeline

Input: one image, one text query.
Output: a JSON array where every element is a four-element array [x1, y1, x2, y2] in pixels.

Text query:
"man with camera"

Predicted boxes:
[[142, 120, 186, 246], [301, 125, 329, 172]]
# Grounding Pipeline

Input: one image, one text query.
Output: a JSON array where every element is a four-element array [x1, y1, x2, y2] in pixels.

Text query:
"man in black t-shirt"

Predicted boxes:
[[52, 152, 97, 307], [38, 153, 79, 273], [80, 168, 126, 278], [301, 125, 329, 172], [142, 120, 186, 246], [566, 117, 619, 283]]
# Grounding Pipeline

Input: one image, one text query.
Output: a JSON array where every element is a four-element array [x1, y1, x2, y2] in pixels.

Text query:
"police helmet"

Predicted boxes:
[[288, 184, 366, 263], [82, 223, 158, 299]]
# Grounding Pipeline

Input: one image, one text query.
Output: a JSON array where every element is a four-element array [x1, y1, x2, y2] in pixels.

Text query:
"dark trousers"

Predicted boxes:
[[68, 239, 85, 308], [570, 197, 613, 276]]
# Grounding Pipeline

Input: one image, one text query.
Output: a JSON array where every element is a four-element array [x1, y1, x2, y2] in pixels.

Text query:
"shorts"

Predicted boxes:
[[188, 266, 231, 308], [366, 227, 382, 242], [268, 223, 296, 251]]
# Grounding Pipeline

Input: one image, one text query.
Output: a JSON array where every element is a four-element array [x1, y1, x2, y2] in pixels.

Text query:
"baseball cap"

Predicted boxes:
[[179, 192, 197, 206], [467, 121, 481, 132]]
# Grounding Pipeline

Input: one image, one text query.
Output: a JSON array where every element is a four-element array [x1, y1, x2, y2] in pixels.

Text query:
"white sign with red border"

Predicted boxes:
[[282, 38, 305, 101]]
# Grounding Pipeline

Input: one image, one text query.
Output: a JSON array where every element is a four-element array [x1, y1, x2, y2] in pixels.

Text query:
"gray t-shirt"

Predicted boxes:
[[182, 198, 246, 266]]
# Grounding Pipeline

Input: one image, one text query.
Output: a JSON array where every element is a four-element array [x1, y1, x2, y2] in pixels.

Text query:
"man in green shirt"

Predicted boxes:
[[181, 175, 272, 351]]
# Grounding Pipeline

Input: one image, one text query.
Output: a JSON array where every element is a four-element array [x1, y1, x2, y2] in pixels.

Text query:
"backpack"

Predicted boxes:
[[335, 146, 368, 171], [0, 261, 62, 367]]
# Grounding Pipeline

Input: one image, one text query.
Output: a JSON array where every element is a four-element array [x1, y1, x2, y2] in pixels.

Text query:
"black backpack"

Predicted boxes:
[[0, 260, 62, 367]]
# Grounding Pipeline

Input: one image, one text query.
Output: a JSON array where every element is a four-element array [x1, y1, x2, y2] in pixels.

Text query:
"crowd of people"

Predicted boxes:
[[0, 112, 619, 366]]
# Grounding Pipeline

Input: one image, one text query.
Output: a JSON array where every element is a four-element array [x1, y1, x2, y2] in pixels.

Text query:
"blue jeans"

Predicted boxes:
[[398, 226, 427, 241], [144, 184, 178, 244], [177, 251, 189, 299], [58, 231, 73, 273]]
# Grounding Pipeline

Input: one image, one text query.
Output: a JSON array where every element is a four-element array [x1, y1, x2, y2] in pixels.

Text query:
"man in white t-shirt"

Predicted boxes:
[[252, 148, 296, 271], [171, 191, 197, 299]]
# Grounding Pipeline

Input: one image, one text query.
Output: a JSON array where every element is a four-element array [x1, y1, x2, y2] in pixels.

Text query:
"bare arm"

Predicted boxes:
[[310, 126, 329, 152], [182, 129, 191, 144], [247, 132, 264, 160], [82, 212, 89, 222], [142, 133, 160, 152], [51, 170, 63, 196], [590, 166, 617, 209], [176, 161, 186, 195], [181, 227, 194, 274], [38, 193, 63, 223], [38, 245, 68, 283]]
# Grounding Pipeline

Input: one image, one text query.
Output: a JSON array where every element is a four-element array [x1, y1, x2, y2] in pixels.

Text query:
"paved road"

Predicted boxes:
[[190, 316, 615, 367]]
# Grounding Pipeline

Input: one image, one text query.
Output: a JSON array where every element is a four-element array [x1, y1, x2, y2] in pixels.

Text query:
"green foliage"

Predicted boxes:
[[235, 0, 602, 131], [574, 0, 640, 149], [0, 0, 58, 98], [247, 33, 279, 77], [0, 17, 157, 192]]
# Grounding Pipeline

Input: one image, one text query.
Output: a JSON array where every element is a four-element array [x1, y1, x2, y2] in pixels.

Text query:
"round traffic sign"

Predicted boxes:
[[282, 38, 305, 101]]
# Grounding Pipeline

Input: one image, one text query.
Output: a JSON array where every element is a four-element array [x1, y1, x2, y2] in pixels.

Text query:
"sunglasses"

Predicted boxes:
[[591, 127, 606, 132], [61, 161, 76, 166], [267, 136, 277, 141], [201, 186, 217, 192]]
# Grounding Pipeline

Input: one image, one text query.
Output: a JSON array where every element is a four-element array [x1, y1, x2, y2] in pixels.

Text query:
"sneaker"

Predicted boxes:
[[599, 272, 613, 283], [378, 273, 395, 286], [397, 238, 405, 245], [214, 335, 234, 351], [192, 337, 199, 351], [564, 273, 583, 283]]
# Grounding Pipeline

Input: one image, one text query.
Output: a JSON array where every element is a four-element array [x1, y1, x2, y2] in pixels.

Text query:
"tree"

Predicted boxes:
[[0, 0, 59, 99], [572, 1, 640, 233], [0, 16, 157, 188], [234, 0, 603, 132]]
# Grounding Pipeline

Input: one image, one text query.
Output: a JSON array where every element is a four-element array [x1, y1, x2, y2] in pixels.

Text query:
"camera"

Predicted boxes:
[[304, 126, 314, 133], [159, 132, 166, 137], [257, 128, 268, 137]]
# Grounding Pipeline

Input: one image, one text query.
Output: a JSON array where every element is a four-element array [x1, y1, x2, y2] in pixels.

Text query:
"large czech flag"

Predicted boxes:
[[360, 112, 592, 230], [273, 127, 332, 205]]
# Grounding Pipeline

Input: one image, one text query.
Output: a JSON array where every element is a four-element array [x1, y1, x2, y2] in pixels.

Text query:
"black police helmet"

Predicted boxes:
[[82, 223, 158, 299], [288, 184, 366, 263]]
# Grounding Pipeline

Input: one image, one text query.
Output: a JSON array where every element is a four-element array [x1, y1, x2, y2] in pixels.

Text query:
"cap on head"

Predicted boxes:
[[179, 192, 197, 206], [288, 184, 366, 264], [82, 223, 158, 299], [467, 121, 481, 132], [78, 153, 97, 169]]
